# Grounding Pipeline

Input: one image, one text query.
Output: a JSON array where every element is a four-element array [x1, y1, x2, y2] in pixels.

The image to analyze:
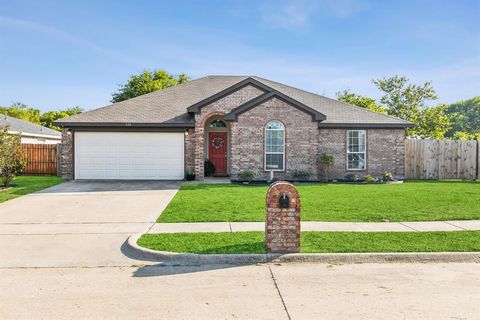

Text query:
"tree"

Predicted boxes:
[[0, 127, 26, 187], [0, 103, 83, 131], [337, 76, 453, 139], [0, 102, 41, 124], [371, 75, 451, 138], [415, 104, 452, 139], [111, 70, 190, 103], [336, 90, 385, 113], [452, 131, 480, 140], [445, 96, 480, 138], [372, 75, 438, 120], [40, 107, 83, 130]]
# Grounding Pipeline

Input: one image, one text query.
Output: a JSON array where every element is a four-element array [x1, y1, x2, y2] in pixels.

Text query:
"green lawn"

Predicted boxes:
[[138, 231, 480, 254], [158, 181, 480, 223], [0, 176, 63, 203]]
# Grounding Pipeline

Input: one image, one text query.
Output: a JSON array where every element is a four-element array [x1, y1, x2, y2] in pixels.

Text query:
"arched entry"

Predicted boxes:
[[206, 118, 229, 176]]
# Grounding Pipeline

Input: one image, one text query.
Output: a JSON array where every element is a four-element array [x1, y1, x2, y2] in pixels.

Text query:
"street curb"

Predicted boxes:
[[127, 234, 480, 266]]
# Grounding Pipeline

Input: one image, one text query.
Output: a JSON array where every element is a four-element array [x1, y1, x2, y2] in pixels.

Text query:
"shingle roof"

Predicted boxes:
[[0, 115, 61, 138], [55, 75, 412, 127], [253, 76, 412, 126]]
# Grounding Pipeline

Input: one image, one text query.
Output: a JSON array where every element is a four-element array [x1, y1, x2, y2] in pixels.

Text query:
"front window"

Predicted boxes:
[[347, 130, 366, 170], [209, 119, 227, 128], [265, 120, 285, 171]]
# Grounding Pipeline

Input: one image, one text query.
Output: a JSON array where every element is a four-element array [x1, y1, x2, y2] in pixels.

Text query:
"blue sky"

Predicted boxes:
[[0, 0, 479, 112]]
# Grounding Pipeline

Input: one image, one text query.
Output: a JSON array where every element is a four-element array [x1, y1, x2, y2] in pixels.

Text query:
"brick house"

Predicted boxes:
[[54, 76, 412, 181]]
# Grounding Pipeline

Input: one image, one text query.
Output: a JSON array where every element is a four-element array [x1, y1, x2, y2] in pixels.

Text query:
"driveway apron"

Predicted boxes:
[[0, 180, 180, 268]]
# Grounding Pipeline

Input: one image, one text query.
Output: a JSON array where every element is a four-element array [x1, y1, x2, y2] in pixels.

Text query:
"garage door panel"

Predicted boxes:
[[74, 132, 184, 180]]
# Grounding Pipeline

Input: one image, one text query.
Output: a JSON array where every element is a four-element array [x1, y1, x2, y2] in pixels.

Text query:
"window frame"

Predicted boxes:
[[346, 130, 367, 171], [264, 120, 285, 172], [208, 119, 227, 128]]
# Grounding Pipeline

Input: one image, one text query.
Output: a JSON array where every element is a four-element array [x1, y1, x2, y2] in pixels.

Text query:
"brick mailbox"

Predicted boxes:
[[265, 181, 301, 253]]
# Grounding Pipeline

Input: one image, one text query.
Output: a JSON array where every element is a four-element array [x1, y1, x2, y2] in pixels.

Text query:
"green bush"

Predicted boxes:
[[292, 170, 311, 181], [317, 153, 334, 181], [0, 128, 26, 187], [344, 173, 359, 182], [238, 170, 254, 182], [363, 175, 377, 183], [185, 168, 195, 181], [204, 160, 215, 177], [381, 171, 394, 181]]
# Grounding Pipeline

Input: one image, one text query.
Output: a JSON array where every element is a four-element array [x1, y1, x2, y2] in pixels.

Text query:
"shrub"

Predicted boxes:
[[344, 173, 359, 182], [185, 168, 195, 181], [363, 175, 376, 183], [381, 171, 394, 181], [239, 170, 254, 182], [204, 160, 215, 177], [317, 153, 334, 181], [292, 170, 311, 181], [0, 128, 26, 187]]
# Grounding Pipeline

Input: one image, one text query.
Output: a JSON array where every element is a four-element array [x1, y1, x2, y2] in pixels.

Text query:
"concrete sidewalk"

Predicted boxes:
[[148, 220, 480, 233]]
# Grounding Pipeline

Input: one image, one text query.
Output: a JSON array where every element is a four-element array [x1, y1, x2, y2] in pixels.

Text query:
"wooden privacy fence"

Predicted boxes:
[[405, 139, 479, 180], [20, 144, 58, 175]]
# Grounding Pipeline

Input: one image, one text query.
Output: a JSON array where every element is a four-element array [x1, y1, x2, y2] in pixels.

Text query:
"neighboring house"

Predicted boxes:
[[1, 114, 61, 144], [54, 76, 412, 181]]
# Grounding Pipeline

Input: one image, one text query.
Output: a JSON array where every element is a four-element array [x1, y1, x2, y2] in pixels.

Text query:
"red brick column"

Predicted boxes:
[[265, 181, 301, 253]]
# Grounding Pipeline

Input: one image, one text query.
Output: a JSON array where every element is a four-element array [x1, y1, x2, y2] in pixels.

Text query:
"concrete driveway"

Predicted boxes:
[[0, 180, 180, 268]]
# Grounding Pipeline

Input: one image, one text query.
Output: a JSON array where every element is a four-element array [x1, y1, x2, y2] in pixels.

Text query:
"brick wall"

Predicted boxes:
[[317, 128, 346, 179], [317, 128, 405, 179], [194, 84, 266, 179], [368, 128, 405, 178], [59, 128, 73, 179], [231, 97, 319, 181], [190, 88, 406, 181]]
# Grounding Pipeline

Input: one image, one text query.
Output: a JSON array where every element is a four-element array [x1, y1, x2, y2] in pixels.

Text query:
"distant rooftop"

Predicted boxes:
[[0, 114, 61, 138]]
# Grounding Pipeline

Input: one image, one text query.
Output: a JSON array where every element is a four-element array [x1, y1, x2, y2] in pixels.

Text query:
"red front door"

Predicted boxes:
[[208, 132, 227, 175]]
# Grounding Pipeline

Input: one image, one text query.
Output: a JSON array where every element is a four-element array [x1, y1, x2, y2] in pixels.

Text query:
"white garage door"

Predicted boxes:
[[74, 132, 184, 180]]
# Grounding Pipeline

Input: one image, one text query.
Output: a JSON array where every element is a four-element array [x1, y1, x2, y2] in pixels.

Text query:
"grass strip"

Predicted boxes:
[[138, 231, 480, 254], [0, 176, 63, 203]]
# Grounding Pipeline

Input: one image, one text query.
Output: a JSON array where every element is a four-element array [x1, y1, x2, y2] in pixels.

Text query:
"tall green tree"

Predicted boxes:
[[111, 70, 190, 103], [337, 76, 452, 139], [372, 75, 438, 121], [336, 90, 385, 113], [415, 104, 452, 139], [445, 96, 480, 138], [371, 75, 451, 138]]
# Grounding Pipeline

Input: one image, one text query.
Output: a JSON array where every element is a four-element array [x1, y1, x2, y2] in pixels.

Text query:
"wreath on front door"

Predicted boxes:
[[211, 136, 224, 149]]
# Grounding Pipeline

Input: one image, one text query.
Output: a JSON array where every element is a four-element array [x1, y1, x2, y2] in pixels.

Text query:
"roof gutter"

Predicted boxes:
[[6, 130, 61, 140], [53, 122, 195, 128], [318, 123, 415, 129]]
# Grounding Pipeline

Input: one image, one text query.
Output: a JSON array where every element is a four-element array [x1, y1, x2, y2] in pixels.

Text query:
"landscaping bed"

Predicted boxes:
[[158, 181, 480, 223], [138, 231, 480, 254], [0, 176, 63, 203]]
